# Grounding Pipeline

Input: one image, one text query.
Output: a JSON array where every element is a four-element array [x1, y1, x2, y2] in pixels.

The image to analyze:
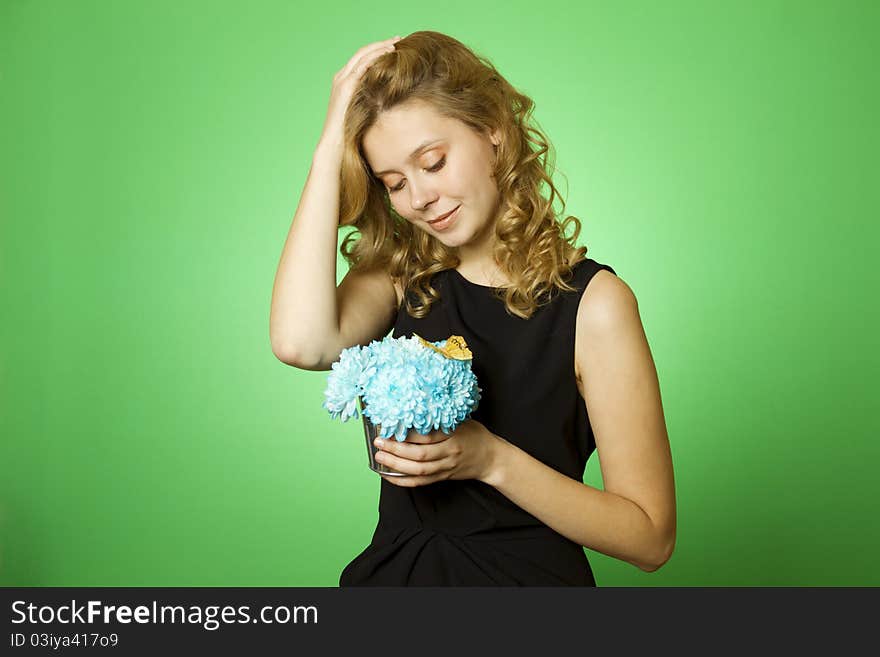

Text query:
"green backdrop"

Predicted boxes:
[[2, 0, 877, 586]]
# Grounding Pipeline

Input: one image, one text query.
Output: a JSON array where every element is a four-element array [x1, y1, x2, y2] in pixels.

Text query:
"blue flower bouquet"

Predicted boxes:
[[323, 334, 481, 475]]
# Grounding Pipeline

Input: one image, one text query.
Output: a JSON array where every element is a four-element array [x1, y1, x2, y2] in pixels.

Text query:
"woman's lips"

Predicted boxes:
[[428, 205, 461, 231]]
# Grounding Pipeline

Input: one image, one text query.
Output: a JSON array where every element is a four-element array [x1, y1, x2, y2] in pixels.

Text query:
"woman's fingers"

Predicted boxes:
[[375, 450, 456, 477], [349, 41, 397, 79], [404, 430, 449, 444], [381, 473, 445, 487], [375, 435, 448, 462], [375, 438, 432, 463], [338, 36, 400, 80]]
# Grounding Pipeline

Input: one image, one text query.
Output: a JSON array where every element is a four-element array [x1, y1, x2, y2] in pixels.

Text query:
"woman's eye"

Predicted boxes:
[[387, 156, 446, 194], [426, 156, 446, 172]]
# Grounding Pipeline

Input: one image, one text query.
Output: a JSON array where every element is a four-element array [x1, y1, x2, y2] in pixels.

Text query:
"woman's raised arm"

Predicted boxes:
[[269, 37, 401, 370]]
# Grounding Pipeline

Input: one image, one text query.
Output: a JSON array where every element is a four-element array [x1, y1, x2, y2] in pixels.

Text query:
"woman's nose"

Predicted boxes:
[[408, 180, 438, 213]]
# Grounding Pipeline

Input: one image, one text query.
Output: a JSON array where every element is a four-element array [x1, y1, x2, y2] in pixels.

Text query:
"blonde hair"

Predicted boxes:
[[339, 30, 588, 319]]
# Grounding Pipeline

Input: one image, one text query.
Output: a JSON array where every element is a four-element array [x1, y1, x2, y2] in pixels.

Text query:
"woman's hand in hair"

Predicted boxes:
[[319, 36, 401, 149], [374, 419, 504, 487]]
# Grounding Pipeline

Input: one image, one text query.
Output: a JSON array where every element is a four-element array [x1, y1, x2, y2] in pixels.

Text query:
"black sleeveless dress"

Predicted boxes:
[[339, 257, 617, 586]]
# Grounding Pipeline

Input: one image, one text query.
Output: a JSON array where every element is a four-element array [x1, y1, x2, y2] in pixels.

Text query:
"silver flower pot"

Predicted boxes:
[[359, 397, 407, 477]]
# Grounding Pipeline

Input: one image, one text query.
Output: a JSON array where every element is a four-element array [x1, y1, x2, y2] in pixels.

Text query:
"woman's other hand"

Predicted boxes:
[[374, 419, 503, 487]]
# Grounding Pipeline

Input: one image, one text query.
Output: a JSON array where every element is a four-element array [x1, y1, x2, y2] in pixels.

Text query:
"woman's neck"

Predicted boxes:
[[454, 253, 511, 288]]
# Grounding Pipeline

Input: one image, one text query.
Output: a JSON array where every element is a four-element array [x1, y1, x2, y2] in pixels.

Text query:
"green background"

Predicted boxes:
[[2, 0, 877, 586]]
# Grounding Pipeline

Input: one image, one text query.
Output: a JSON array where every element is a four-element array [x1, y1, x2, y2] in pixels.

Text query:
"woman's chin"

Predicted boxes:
[[434, 233, 468, 248], [421, 225, 461, 244]]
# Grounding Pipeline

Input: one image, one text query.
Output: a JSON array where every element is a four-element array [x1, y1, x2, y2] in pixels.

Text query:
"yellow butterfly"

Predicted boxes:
[[414, 333, 473, 361]]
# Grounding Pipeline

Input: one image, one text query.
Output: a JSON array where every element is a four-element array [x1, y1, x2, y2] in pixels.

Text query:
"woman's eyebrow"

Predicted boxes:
[[374, 139, 444, 175]]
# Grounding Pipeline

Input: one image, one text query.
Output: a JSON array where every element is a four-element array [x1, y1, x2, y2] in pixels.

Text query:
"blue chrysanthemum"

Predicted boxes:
[[322, 344, 376, 422], [323, 335, 481, 442]]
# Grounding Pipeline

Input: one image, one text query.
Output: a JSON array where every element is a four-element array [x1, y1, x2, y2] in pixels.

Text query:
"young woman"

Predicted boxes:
[[270, 31, 676, 585]]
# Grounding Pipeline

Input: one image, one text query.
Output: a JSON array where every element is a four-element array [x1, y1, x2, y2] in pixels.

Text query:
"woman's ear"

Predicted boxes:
[[489, 128, 501, 147]]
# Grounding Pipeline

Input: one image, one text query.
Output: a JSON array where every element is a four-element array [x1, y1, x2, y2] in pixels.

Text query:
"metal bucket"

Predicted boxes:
[[359, 397, 407, 476]]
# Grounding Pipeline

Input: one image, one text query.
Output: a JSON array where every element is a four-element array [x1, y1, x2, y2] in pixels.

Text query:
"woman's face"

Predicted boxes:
[[361, 100, 502, 249]]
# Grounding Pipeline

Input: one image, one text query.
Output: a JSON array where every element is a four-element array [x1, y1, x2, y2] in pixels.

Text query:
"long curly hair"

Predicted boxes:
[[339, 31, 589, 319]]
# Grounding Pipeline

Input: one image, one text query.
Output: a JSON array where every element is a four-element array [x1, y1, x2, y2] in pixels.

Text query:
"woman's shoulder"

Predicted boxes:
[[571, 256, 617, 282], [575, 265, 639, 370], [556, 257, 620, 306], [573, 266, 638, 385]]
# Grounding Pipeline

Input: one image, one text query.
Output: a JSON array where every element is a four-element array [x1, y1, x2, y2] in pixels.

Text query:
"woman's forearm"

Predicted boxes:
[[484, 434, 674, 572], [269, 138, 345, 367]]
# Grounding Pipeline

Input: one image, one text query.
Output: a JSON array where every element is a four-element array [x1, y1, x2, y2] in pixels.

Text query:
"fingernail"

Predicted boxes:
[[374, 438, 384, 447]]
